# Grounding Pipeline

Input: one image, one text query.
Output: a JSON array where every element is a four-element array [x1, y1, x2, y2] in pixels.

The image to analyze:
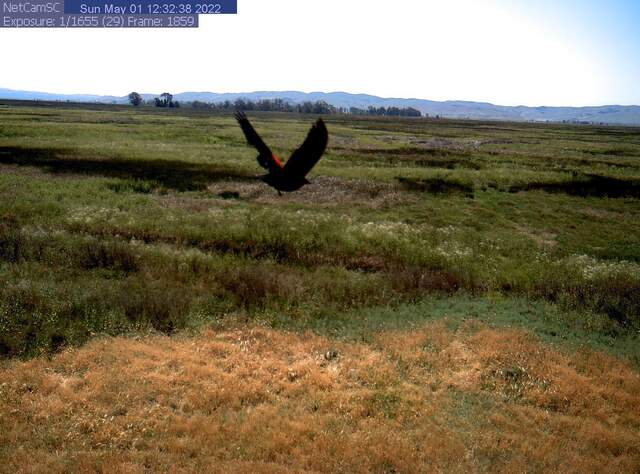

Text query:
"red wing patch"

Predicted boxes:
[[272, 154, 283, 169]]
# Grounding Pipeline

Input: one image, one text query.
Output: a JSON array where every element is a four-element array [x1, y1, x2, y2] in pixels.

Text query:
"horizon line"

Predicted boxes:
[[0, 85, 639, 109]]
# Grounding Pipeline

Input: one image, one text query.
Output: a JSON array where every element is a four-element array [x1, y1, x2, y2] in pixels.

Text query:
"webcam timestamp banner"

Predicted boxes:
[[1, 0, 236, 27], [64, 0, 236, 14]]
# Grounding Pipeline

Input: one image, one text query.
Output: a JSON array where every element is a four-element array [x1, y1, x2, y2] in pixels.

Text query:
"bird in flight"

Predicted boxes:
[[235, 112, 328, 195]]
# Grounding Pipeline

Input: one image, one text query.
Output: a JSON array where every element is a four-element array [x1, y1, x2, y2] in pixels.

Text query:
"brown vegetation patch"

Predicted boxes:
[[408, 136, 478, 151], [515, 225, 558, 249], [354, 146, 471, 157], [343, 145, 482, 170], [1, 323, 639, 472], [207, 176, 413, 207], [579, 207, 625, 220]]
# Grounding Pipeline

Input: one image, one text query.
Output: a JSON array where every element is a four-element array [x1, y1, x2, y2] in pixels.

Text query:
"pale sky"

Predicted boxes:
[[1, 0, 639, 106]]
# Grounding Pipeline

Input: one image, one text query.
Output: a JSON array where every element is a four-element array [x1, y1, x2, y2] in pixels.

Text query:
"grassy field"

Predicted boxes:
[[1, 103, 639, 471]]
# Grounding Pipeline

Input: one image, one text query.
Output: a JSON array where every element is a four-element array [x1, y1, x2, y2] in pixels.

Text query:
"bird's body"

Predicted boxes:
[[235, 112, 328, 194]]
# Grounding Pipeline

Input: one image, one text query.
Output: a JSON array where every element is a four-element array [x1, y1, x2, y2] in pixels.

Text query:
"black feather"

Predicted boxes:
[[283, 119, 328, 179], [234, 112, 281, 173]]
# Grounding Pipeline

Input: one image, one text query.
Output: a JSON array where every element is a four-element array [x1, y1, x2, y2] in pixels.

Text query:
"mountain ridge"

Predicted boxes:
[[1, 87, 639, 125]]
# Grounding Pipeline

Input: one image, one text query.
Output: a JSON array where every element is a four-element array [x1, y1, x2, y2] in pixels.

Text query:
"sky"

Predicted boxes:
[[1, 0, 639, 106]]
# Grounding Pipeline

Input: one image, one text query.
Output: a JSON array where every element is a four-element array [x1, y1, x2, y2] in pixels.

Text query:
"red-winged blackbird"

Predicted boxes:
[[235, 112, 328, 195]]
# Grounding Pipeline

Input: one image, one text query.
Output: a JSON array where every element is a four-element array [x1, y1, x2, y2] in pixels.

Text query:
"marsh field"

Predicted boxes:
[[0, 102, 639, 472]]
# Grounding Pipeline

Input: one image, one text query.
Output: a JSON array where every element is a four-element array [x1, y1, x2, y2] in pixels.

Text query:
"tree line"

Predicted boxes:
[[194, 99, 339, 114], [348, 106, 422, 117], [128, 92, 180, 108], [128, 92, 423, 117]]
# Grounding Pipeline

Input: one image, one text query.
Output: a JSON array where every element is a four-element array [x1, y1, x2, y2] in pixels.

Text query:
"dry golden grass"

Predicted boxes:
[[1, 322, 639, 473]]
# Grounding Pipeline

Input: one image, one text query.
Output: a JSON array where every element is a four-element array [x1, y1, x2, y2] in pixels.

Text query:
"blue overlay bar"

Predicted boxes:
[[63, 0, 236, 14], [1, 13, 199, 27]]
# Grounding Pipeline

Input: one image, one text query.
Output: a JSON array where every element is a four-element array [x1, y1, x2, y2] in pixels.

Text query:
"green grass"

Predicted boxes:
[[281, 296, 640, 364], [0, 103, 639, 360]]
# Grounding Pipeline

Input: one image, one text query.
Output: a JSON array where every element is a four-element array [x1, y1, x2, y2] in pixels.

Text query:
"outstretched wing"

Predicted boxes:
[[283, 119, 328, 178], [234, 112, 281, 173]]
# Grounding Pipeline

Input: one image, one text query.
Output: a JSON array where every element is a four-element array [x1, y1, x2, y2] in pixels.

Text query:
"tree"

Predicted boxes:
[[153, 93, 175, 108], [128, 92, 142, 106], [160, 92, 173, 107]]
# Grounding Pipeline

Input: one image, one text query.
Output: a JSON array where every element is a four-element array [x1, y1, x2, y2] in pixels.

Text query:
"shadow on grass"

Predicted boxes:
[[0, 145, 256, 192], [509, 174, 640, 199], [397, 177, 474, 197], [583, 148, 639, 157]]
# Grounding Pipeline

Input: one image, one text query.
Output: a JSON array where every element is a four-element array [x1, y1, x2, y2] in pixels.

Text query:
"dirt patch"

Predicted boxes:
[[207, 175, 415, 207]]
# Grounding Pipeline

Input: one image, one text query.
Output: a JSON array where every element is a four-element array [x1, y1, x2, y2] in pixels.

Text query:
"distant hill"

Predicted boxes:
[[1, 87, 639, 125], [0, 88, 125, 104]]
